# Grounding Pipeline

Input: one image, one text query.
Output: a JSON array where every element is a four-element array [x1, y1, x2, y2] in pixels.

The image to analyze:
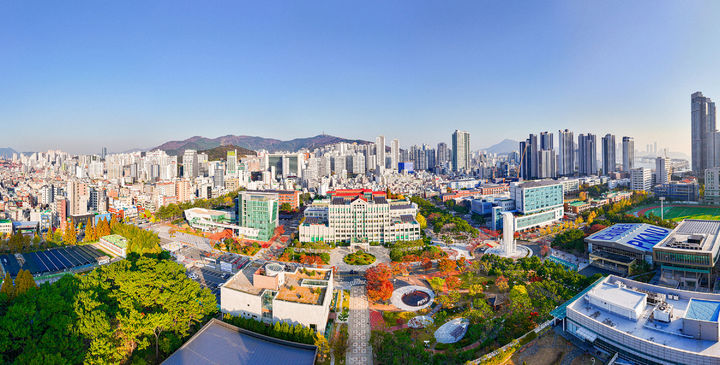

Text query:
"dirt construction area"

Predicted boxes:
[[506, 330, 598, 365]]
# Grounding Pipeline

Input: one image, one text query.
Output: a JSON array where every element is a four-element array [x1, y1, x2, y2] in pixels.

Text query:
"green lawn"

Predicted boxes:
[[639, 205, 720, 222]]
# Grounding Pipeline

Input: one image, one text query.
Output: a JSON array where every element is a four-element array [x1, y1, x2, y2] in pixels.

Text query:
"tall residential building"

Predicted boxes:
[[655, 157, 670, 185], [182, 149, 199, 178], [451, 130, 470, 172], [691, 92, 717, 172], [375, 135, 386, 169], [539, 131, 555, 178], [519, 134, 539, 179], [539, 131, 553, 151], [390, 139, 399, 171], [630, 167, 652, 191], [578, 134, 598, 176], [66, 181, 89, 216], [226, 150, 237, 174], [601, 134, 616, 175], [237, 191, 279, 241], [622, 136, 635, 172], [557, 129, 574, 176], [437, 142, 449, 165], [706, 167, 720, 205]]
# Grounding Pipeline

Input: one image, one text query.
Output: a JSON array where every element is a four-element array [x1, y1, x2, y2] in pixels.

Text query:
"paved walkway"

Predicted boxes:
[[330, 247, 390, 272], [347, 285, 372, 365]]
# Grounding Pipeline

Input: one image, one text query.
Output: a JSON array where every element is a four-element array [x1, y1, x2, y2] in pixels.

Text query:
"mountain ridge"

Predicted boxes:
[[151, 134, 371, 155]]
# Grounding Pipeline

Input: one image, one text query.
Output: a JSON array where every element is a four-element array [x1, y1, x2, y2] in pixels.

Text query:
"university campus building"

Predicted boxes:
[[298, 189, 420, 244], [220, 262, 333, 334], [554, 275, 720, 365]]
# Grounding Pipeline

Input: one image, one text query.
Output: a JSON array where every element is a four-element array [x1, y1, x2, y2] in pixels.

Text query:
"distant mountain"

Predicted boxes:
[[152, 134, 371, 155], [0, 147, 17, 159], [200, 145, 256, 161], [484, 139, 519, 154]]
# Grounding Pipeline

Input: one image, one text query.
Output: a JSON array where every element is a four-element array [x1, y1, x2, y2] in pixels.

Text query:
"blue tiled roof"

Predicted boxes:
[[686, 299, 720, 322]]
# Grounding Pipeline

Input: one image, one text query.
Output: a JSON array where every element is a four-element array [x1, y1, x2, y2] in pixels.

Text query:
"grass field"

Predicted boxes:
[[634, 205, 720, 222]]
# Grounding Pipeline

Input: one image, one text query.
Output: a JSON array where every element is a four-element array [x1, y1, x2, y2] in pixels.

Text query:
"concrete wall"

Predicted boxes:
[[567, 307, 719, 365], [683, 317, 720, 342], [220, 287, 263, 321]]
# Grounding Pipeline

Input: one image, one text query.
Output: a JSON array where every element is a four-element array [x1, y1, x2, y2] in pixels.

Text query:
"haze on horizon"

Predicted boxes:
[[2, 1, 720, 155]]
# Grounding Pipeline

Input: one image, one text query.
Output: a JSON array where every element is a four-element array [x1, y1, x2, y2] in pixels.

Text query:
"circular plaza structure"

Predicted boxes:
[[390, 285, 435, 311], [484, 243, 532, 260]]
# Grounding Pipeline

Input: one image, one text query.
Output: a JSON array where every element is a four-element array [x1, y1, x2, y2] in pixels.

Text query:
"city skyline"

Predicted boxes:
[[2, 1, 720, 154]]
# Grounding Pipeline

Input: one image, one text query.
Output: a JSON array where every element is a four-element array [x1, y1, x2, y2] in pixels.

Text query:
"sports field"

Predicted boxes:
[[632, 204, 720, 222]]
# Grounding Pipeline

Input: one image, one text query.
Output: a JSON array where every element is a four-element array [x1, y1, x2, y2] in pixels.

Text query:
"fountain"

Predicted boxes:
[[484, 212, 532, 259]]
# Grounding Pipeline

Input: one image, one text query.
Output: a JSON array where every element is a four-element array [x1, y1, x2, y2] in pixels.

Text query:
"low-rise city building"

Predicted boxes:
[[220, 262, 333, 334]]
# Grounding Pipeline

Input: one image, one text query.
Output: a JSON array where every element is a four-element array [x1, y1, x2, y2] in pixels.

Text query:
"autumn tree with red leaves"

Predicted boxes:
[[365, 264, 394, 302]]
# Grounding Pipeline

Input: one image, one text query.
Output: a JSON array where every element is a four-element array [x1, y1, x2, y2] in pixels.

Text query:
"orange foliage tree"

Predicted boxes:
[[365, 264, 393, 302]]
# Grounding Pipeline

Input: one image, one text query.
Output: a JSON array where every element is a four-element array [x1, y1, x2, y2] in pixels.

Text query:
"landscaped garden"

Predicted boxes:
[[278, 247, 330, 265], [368, 254, 602, 364], [343, 250, 376, 265], [213, 238, 261, 256]]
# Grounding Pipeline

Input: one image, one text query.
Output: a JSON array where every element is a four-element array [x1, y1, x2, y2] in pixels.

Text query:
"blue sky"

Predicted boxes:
[[1, 1, 719, 154]]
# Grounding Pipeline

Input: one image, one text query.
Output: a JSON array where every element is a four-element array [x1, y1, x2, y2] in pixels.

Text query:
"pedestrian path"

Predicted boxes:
[[347, 285, 372, 365]]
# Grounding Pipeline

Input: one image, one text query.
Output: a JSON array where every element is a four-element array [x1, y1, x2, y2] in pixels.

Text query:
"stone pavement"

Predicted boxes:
[[347, 285, 372, 365]]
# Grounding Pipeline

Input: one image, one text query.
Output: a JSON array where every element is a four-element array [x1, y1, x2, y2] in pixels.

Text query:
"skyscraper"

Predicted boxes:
[[601, 134, 616, 175], [452, 130, 470, 172], [578, 134, 598, 176], [519, 134, 538, 179], [390, 139, 399, 170], [538, 131, 555, 178], [558, 129, 574, 176], [375, 135, 386, 169], [622, 136, 635, 172], [691, 92, 717, 172], [437, 142, 449, 165], [182, 149, 199, 178]]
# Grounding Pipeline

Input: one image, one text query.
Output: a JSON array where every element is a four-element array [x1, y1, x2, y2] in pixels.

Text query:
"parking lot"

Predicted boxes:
[[187, 266, 233, 301]]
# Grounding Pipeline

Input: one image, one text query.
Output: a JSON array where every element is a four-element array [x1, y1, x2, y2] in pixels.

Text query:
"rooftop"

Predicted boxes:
[[686, 299, 720, 322], [567, 275, 720, 356], [101, 234, 128, 249], [586, 223, 671, 252], [223, 262, 330, 305], [655, 220, 720, 253], [514, 179, 563, 189], [162, 318, 316, 365]]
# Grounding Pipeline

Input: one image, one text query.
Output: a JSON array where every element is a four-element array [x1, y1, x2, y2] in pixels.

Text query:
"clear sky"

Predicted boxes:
[[2, 1, 720, 155]]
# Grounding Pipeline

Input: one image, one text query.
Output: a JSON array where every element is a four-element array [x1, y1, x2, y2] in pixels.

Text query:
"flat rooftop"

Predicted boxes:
[[568, 276, 720, 356], [163, 318, 316, 365], [655, 220, 720, 253], [686, 299, 720, 322], [515, 179, 562, 188], [588, 282, 646, 312]]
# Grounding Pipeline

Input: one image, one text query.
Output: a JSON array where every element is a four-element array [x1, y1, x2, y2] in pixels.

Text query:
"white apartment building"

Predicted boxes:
[[630, 167, 652, 192], [656, 157, 670, 185], [706, 167, 720, 205]]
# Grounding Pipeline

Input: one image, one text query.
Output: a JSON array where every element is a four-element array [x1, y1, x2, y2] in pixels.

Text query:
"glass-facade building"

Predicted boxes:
[[237, 192, 279, 241]]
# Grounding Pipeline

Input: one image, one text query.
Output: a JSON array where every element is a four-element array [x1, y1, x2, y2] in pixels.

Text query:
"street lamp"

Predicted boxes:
[[659, 197, 665, 221]]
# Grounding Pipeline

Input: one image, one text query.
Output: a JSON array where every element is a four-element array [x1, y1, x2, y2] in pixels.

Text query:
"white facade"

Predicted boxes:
[[630, 167, 652, 191], [656, 157, 670, 185]]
